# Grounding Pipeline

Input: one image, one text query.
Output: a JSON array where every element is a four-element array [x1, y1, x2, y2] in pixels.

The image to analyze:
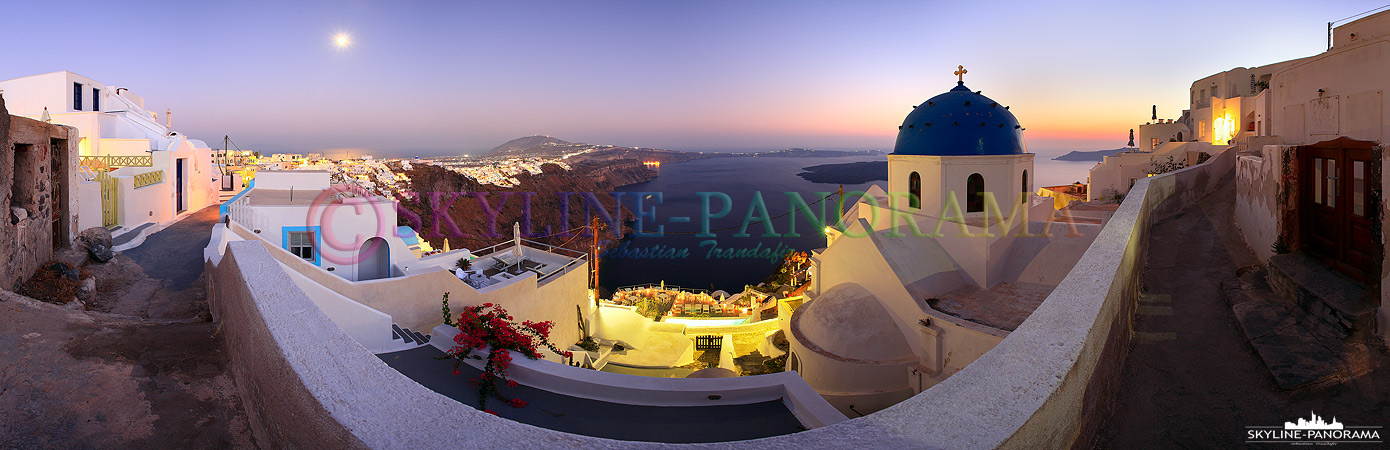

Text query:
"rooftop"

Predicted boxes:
[[928, 282, 1053, 331], [244, 188, 390, 207], [450, 239, 587, 289]]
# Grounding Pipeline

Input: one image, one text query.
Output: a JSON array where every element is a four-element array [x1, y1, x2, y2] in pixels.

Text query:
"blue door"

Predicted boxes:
[[176, 159, 185, 213]]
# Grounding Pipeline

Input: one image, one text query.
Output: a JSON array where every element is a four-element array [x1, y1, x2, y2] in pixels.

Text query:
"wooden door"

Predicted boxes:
[[1299, 138, 1380, 282]]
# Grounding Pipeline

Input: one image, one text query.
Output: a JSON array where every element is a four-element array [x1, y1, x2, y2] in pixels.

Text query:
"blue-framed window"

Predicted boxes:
[[92, 88, 100, 111], [282, 226, 322, 266], [73, 83, 83, 110]]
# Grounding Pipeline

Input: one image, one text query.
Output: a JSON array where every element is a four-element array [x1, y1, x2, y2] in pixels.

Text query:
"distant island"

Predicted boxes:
[[735, 148, 882, 158], [797, 161, 888, 184], [1052, 148, 1129, 161], [484, 136, 881, 160]]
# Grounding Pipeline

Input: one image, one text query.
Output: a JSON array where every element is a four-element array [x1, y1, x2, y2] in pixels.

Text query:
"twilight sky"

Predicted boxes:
[[2, 0, 1378, 157]]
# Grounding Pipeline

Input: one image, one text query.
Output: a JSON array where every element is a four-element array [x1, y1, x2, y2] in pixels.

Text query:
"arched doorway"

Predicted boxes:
[[357, 237, 390, 281], [966, 173, 984, 212]]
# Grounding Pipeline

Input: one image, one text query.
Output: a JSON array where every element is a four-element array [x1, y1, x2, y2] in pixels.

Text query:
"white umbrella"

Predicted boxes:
[[512, 222, 523, 259]]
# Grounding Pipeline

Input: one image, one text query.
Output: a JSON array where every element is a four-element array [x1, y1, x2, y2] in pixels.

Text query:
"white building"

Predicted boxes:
[[0, 71, 218, 233], [1226, 9, 1390, 346], [1088, 141, 1221, 201], [213, 170, 594, 353], [785, 75, 1105, 415], [1137, 119, 1191, 152]]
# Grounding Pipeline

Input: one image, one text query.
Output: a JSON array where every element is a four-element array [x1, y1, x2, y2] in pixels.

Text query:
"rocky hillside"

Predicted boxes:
[[397, 162, 655, 256], [485, 135, 573, 157]]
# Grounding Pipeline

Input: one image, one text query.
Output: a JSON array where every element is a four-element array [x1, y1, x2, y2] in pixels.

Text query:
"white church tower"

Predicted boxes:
[[787, 67, 1101, 416], [887, 66, 1034, 218]]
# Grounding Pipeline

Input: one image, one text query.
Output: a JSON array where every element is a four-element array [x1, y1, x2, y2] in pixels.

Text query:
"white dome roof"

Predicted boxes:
[[792, 283, 915, 364]]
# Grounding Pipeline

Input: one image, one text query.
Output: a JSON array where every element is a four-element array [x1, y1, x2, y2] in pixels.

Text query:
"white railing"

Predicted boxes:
[[227, 194, 254, 228]]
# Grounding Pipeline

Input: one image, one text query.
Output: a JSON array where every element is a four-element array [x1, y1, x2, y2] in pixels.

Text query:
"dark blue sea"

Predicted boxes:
[[597, 154, 883, 294], [594, 152, 1095, 294]]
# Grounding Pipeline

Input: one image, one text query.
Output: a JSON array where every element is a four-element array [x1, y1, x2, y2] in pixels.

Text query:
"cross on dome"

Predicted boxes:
[[954, 65, 968, 83]]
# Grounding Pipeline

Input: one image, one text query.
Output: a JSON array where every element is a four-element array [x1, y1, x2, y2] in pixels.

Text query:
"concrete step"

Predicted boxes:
[[1267, 253, 1374, 338], [1221, 266, 1373, 390], [391, 324, 431, 346]]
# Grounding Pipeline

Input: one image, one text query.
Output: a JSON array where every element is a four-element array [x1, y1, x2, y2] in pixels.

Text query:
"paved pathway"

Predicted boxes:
[[122, 205, 221, 290], [0, 203, 257, 449], [83, 205, 222, 319], [1094, 176, 1390, 448]]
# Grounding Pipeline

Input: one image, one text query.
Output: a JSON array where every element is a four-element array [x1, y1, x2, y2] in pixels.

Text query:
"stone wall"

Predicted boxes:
[[1235, 145, 1301, 265], [1382, 149, 1389, 347], [1, 96, 78, 290]]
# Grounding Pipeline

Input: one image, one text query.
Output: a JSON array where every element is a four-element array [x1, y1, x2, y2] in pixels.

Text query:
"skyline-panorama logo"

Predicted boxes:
[[1246, 411, 1382, 445]]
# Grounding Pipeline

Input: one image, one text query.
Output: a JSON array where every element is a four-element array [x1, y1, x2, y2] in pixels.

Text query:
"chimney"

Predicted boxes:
[[166, 108, 172, 128]]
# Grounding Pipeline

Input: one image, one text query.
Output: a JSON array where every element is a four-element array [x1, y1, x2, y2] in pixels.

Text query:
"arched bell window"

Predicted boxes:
[[908, 171, 921, 209], [967, 173, 984, 212], [1021, 170, 1029, 204]]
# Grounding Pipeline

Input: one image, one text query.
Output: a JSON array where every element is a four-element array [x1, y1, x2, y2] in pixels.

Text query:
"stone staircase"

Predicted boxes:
[[1267, 253, 1377, 338], [1220, 253, 1376, 390], [391, 324, 432, 347]]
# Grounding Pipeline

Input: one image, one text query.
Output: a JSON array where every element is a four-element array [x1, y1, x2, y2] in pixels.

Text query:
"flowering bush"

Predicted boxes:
[[440, 293, 571, 410]]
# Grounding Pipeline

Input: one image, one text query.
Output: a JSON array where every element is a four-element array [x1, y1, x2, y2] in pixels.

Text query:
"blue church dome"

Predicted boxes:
[[892, 82, 1026, 156]]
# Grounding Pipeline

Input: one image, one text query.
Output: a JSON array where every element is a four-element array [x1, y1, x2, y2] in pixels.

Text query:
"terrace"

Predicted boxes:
[[447, 237, 588, 289]]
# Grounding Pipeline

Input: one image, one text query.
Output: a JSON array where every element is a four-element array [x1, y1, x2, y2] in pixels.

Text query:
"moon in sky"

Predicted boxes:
[[334, 33, 350, 48]]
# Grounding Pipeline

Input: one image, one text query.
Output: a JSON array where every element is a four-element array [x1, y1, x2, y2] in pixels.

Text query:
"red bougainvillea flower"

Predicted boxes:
[[440, 294, 568, 412], [484, 409, 497, 416]]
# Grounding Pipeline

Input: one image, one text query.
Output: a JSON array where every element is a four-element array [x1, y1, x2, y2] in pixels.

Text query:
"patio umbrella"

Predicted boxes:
[[512, 222, 523, 258]]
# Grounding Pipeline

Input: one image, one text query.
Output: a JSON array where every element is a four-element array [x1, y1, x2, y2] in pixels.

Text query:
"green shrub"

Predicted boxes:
[[1272, 235, 1291, 254], [763, 355, 787, 373]]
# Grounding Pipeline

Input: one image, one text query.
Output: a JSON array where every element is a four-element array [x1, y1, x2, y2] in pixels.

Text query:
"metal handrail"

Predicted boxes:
[[469, 239, 515, 257], [520, 237, 588, 257], [537, 254, 589, 284], [469, 237, 587, 259]]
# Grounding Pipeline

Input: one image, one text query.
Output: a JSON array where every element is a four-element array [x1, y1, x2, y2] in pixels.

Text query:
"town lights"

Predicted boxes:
[[1212, 114, 1237, 144]]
